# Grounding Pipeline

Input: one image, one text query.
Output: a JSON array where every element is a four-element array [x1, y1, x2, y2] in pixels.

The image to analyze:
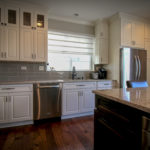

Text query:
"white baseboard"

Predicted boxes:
[[61, 111, 94, 120], [0, 120, 33, 129]]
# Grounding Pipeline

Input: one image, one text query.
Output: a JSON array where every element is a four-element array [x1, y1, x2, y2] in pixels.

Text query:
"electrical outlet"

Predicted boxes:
[[21, 66, 27, 71], [39, 66, 44, 71]]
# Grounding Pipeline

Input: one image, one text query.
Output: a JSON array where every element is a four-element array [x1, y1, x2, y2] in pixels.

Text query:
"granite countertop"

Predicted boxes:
[[93, 87, 150, 114], [0, 79, 114, 85]]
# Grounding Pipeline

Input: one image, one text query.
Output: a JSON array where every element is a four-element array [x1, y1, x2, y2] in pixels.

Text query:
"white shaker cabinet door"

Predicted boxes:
[[34, 30, 47, 62], [121, 19, 132, 47], [4, 26, 19, 61], [132, 21, 144, 48], [20, 28, 34, 61], [0, 96, 6, 123], [62, 90, 79, 115], [10, 92, 33, 122], [79, 89, 95, 113]]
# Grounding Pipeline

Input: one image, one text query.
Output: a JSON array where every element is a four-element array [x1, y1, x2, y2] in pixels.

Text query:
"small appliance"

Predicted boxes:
[[98, 67, 107, 79]]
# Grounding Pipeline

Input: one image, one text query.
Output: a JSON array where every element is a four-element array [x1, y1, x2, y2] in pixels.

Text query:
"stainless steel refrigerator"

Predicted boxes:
[[120, 48, 147, 88]]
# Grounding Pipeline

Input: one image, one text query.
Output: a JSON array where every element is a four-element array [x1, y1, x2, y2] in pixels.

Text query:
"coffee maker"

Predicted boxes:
[[98, 67, 107, 79]]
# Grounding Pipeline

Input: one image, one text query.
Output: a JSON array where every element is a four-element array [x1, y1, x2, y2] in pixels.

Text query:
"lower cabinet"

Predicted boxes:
[[10, 92, 33, 122], [62, 82, 96, 117], [0, 84, 33, 125]]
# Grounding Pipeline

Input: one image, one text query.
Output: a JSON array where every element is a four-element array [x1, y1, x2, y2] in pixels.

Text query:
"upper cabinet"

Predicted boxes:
[[0, 2, 48, 62], [20, 9, 47, 62], [121, 18, 144, 48], [95, 20, 109, 64], [0, 5, 19, 61]]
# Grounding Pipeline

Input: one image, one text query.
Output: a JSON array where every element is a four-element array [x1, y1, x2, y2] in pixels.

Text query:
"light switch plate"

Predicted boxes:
[[39, 66, 44, 71], [21, 66, 27, 70]]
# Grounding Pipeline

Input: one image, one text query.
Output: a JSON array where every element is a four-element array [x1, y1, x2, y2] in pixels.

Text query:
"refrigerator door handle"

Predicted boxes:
[[137, 56, 141, 80], [134, 56, 138, 80]]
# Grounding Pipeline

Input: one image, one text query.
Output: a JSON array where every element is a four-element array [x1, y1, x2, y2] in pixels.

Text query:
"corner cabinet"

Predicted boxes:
[[62, 82, 96, 118], [0, 5, 19, 61], [20, 9, 47, 62], [0, 84, 33, 126]]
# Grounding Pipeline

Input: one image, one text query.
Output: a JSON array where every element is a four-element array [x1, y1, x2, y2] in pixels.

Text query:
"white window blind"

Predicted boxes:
[[48, 31, 95, 71]]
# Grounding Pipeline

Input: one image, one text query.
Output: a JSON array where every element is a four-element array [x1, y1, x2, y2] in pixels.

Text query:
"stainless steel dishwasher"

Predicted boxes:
[[33, 82, 62, 120]]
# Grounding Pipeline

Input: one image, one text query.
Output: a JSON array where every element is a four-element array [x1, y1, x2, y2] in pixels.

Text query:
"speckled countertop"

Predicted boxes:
[[93, 88, 150, 114], [0, 79, 114, 85]]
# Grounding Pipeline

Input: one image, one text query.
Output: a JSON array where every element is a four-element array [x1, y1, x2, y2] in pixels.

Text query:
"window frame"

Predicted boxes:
[[47, 30, 95, 71]]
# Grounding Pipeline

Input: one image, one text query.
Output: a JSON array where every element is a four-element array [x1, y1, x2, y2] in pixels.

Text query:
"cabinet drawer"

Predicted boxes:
[[63, 82, 96, 90], [0, 84, 33, 93], [97, 81, 112, 88]]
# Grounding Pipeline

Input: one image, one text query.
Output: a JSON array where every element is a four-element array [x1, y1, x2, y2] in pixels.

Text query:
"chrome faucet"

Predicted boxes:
[[72, 66, 77, 80]]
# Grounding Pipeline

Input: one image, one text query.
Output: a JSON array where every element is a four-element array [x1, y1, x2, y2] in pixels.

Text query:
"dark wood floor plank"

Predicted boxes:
[[0, 116, 94, 150]]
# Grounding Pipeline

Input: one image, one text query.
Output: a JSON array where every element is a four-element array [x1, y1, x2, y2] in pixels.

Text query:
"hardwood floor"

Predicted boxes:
[[0, 116, 94, 150]]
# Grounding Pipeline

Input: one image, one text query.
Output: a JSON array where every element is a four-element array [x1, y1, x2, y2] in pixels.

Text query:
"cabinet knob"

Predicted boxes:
[[1, 23, 4, 26]]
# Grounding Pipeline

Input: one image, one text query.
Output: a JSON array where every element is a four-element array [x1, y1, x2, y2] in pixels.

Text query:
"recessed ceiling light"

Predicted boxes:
[[74, 13, 79, 17]]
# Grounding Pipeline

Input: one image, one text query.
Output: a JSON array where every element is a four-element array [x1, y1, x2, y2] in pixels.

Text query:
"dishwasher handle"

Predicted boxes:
[[37, 85, 59, 88]]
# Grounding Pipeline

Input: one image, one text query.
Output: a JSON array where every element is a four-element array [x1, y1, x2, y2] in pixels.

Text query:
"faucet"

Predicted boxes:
[[72, 66, 77, 80]]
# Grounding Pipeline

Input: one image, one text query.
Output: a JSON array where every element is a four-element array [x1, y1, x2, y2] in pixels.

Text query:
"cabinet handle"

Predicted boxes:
[[4, 23, 7, 26], [1, 52, 3, 58], [6, 97, 7, 102], [4, 52, 7, 58], [1, 23, 4, 26]]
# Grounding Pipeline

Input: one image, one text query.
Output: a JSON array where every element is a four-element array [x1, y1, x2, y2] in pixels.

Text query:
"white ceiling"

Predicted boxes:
[[11, 0, 150, 24]]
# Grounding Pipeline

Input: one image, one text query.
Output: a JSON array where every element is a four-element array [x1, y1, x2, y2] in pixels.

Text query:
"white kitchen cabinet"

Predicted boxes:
[[10, 92, 32, 122], [96, 38, 108, 64], [0, 96, 6, 122], [121, 18, 144, 48], [20, 8, 47, 62], [97, 80, 113, 90], [62, 82, 96, 118], [95, 20, 108, 64], [62, 90, 79, 115], [145, 23, 150, 39], [79, 89, 95, 113], [0, 5, 19, 61], [95, 20, 108, 39], [0, 84, 33, 125]]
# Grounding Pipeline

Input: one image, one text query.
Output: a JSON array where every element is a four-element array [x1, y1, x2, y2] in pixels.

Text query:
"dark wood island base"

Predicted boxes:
[[94, 95, 150, 150]]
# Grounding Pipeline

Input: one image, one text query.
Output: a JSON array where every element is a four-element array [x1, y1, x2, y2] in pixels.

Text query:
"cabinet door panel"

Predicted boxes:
[[132, 21, 144, 48], [62, 90, 79, 115], [0, 5, 4, 24], [99, 38, 108, 64], [0, 26, 3, 59], [80, 90, 95, 112], [34, 30, 47, 62], [145, 24, 150, 39], [121, 19, 132, 47], [4, 27, 19, 60], [20, 29, 34, 61], [10, 92, 33, 122], [35, 12, 47, 30], [20, 9, 33, 29], [5, 7, 19, 27], [0, 96, 6, 123]]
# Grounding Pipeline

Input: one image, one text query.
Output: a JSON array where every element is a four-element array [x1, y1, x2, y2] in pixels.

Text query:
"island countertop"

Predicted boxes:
[[93, 87, 150, 114]]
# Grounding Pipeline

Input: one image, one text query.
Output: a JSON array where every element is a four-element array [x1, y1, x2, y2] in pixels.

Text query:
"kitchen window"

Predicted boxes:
[[47, 31, 95, 71]]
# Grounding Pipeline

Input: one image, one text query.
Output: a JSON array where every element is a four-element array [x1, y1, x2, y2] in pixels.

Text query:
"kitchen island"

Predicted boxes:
[[93, 88, 150, 150]]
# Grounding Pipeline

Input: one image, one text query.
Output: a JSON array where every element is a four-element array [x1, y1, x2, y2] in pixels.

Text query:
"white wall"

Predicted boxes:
[[48, 18, 95, 36]]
